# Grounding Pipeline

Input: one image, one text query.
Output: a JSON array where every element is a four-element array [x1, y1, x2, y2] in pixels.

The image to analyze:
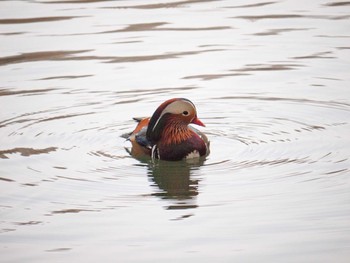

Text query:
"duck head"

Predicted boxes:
[[146, 98, 205, 145]]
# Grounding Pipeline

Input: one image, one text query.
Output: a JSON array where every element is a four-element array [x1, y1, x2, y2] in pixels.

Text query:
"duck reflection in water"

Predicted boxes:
[[147, 159, 205, 210]]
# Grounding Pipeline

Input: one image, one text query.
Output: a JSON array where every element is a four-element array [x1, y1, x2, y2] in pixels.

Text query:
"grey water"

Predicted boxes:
[[1, 0, 350, 262]]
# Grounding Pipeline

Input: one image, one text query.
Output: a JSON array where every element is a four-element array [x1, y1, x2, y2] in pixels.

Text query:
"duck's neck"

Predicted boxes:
[[160, 121, 193, 146]]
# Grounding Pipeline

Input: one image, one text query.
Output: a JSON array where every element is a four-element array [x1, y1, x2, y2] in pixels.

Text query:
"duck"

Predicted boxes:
[[128, 98, 209, 161]]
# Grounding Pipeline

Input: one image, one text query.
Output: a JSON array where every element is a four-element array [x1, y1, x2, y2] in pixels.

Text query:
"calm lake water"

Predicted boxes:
[[1, 0, 350, 262]]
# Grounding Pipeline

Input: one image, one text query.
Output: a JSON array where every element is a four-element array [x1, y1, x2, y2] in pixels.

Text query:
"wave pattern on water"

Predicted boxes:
[[1, 0, 350, 262], [0, 16, 82, 24]]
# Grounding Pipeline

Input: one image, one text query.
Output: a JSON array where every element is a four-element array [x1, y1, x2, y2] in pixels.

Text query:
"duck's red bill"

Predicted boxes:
[[192, 117, 205, 127]]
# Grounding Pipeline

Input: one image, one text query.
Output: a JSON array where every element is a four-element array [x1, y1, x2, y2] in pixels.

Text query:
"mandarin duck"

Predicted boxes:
[[128, 98, 209, 161]]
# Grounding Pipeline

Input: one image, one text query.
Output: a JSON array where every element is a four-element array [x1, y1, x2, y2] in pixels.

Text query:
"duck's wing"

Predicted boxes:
[[190, 126, 210, 154], [127, 119, 152, 159], [135, 126, 151, 149], [131, 117, 150, 135]]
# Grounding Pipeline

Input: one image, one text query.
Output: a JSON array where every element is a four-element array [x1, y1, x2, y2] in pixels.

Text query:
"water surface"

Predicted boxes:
[[1, 0, 350, 262]]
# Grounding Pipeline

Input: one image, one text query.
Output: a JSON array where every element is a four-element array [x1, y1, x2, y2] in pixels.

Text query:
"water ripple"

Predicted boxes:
[[1, 0, 350, 261], [0, 49, 225, 66], [0, 147, 57, 159], [0, 16, 82, 24]]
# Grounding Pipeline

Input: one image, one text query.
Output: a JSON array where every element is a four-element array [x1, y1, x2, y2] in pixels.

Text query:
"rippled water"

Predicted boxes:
[[1, 0, 350, 262]]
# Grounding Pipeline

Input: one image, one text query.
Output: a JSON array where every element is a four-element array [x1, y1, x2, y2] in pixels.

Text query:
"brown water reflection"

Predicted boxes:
[[100, 22, 231, 34], [0, 16, 80, 24], [0, 147, 57, 159], [235, 14, 350, 21], [0, 49, 224, 66], [184, 63, 303, 80]]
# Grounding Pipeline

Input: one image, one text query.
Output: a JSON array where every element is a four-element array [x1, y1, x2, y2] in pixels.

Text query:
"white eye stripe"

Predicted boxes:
[[151, 100, 196, 132], [162, 100, 194, 115]]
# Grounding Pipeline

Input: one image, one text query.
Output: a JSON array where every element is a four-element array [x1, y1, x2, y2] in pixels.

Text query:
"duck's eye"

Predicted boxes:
[[182, 110, 189, 116]]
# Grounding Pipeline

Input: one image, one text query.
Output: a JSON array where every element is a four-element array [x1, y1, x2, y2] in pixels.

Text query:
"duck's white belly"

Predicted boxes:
[[185, 150, 200, 159]]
